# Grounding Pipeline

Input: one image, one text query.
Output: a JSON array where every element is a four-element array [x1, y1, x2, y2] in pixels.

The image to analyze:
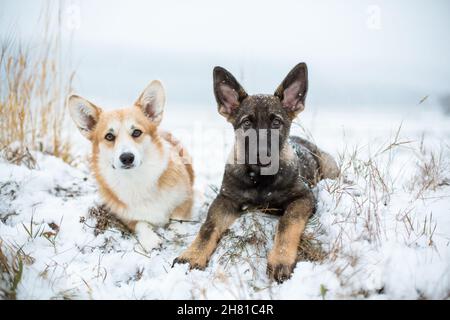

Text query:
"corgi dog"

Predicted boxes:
[[68, 80, 194, 251]]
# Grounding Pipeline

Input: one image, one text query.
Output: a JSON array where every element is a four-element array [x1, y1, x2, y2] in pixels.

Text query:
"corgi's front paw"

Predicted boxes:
[[135, 222, 161, 252]]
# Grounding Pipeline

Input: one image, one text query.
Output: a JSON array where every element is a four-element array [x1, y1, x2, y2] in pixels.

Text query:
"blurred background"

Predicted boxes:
[[1, 0, 450, 110], [1, 0, 450, 172]]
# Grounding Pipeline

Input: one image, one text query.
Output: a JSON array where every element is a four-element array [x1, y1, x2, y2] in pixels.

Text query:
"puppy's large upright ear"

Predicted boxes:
[[274, 63, 308, 118], [135, 80, 166, 125], [213, 66, 248, 120], [68, 95, 102, 140]]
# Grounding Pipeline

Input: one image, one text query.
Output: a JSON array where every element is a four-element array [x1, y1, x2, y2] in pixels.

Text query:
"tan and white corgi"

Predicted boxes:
[[68, 80, 194, 251]]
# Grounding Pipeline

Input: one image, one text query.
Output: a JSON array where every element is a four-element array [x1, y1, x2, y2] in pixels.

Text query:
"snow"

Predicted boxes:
[[1, 105, 450, 300]]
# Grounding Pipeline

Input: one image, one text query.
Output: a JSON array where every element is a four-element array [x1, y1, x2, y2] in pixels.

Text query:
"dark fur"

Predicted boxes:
[[174, 63, 334, 282]]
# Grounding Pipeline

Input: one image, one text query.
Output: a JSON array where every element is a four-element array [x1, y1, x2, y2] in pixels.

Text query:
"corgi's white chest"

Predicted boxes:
[[99, 150, 187, 226], [117, 181, 187, 226]]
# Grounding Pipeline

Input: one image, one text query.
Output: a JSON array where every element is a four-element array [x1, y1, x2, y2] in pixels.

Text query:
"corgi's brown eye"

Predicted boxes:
[[105, 133, 115, 141], [132, 129, 142, 138]]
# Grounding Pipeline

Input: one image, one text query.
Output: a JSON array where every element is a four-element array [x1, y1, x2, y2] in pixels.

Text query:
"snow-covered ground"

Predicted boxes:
[[1, 104, 449, 299]]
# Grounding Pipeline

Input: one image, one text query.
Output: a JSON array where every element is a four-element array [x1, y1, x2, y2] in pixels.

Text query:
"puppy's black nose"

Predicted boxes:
[[119, 153, 135, 166]]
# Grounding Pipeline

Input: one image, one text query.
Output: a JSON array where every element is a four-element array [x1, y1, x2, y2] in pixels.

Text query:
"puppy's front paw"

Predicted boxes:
[[267, 250, 296, 283], [172, 251, 208, 270], [266, 262, 295, 283], [135, 222, 161, 252]]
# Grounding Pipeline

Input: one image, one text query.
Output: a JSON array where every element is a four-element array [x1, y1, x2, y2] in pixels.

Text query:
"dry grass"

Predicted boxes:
[[83, 204, 131, 237], [409, 137, 449, 198], [0, 240, 34, 300], [317, 126, 450, 298], [297, 215, 327, 262], [0, 145, 37, 169], [0, 4, 75, 164], [218, 213, 272, 269], [323, 126, 414, 254], [216, 212, 327, 277]]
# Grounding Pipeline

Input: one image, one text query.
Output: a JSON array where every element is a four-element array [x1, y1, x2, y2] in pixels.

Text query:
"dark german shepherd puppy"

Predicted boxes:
[[174, 63, 339, 282]]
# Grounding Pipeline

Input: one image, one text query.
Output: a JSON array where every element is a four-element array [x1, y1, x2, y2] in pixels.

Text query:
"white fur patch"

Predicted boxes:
[[99, 138, 189, 226], [135, 221, 161, 252]]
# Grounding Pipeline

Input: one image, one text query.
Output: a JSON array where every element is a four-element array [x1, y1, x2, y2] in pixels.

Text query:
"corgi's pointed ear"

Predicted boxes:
[[135, 80, 165, 125], [213, 66, 248, 120], [274, 62, 308, 118], [68, 95, 101, 139]]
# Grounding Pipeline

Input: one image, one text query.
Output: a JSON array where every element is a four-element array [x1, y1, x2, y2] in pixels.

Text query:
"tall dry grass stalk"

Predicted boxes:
[[0, 4, 75, 164], [0, 239, 34, 300]]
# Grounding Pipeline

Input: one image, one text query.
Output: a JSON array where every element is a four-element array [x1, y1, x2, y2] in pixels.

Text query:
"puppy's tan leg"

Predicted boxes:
[[267, 196, 314, 283], [173, 195, 240, 270], [170, 197, 193, 221]]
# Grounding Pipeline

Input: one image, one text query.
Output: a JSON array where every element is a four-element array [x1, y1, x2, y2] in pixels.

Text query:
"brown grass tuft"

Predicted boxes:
[[0, 240, 34, 300], [409, 139, 449, 198], [85, 204, 131, 236], [0, 145, 37, 169]]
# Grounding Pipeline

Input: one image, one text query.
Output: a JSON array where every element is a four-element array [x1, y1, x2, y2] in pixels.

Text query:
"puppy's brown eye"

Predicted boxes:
[[272, 118, 282, 128], [242, 119, 252, 128], [132, 129, 142, 138], [105, 133, 115, 141]]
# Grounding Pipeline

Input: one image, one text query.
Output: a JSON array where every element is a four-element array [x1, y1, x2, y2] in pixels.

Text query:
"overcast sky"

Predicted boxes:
[[1, 0, 450, 108]]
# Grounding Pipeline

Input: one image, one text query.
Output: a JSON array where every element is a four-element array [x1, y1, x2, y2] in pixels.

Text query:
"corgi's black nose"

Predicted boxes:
[[119, 153, 135, 166]]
